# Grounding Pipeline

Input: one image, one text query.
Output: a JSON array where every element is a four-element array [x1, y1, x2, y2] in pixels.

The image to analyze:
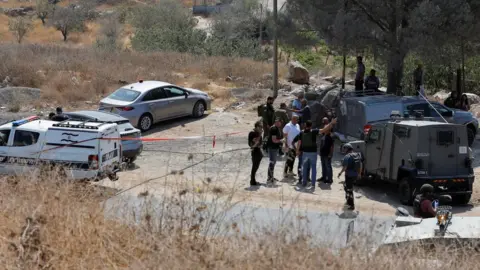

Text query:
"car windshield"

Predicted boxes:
[[108, 88, 141, 102]]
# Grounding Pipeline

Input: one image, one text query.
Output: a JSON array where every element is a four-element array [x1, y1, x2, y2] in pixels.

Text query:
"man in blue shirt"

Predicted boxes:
[[290, 99, 311, 129], [338, 143, 363, 210]]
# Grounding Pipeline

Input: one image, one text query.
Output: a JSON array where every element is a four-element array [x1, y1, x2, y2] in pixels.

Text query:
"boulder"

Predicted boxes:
[[288, 61, 310, 84], [4, 6, 34, 17], [0, 87, 41, 106], [433, 90, 480, 105], [291, 86, 305, 97], [466, 93, 480, 105]]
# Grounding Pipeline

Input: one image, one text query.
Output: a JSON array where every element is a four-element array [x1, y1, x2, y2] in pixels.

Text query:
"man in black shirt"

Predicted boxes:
[[294, 118, 337, 190], [266, 117, 283, 184], [248, 121, 263, 186], [319, 117, 334, 184]]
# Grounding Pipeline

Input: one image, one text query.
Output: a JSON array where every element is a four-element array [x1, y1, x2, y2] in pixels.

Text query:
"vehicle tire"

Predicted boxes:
[[138, 114, 153, 132], [192, 101, 206, 118], [398, 177, 413, 205], [453, 194, 471, 205], [467, 126, 475, 147]]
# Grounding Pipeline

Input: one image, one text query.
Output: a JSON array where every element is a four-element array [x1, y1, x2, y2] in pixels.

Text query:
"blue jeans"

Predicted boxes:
[[321, 155, 333, 182], [302, 152, 317, 187], [268, 148, 279, 180]]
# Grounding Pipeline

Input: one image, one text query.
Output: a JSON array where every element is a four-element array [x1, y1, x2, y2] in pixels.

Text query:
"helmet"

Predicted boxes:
[[343, 143, 353, 151], [420, 184, 434, 194]]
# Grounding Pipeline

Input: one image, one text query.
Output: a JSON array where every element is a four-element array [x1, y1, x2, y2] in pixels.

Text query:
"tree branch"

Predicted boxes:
[[349, 0, 389, 32]]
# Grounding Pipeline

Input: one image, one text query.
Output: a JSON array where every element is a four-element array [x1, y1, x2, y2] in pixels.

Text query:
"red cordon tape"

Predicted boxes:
[[37, 131, 246, 153]]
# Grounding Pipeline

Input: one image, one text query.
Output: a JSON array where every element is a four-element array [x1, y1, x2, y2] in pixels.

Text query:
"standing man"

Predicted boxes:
[[319, 117, 334, 184], [355, 56, 365, 93], [248, 121, 263, 186], [294, 118, 337, 191], [275, 103, 290, 156], [266, 118, 283, 184], [262, 96, 276, 140], [283, 115, 301, 178], [337, 143, 363, 210], [290, 99, 311, 130], [413, 62, 424, 96], [292, 93, 304, 125]]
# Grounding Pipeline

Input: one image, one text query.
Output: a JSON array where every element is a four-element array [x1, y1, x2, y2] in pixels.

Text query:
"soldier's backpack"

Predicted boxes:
[[257, 104, 265, 117], [347, 152, 362, 173]]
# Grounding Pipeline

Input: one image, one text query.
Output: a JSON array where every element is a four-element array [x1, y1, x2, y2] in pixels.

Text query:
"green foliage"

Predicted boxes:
[[130, 0, 268, 59]]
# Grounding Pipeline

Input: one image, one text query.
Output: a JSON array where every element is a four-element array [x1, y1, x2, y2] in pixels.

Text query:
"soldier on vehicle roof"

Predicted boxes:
[[364, 69, 380, 92]]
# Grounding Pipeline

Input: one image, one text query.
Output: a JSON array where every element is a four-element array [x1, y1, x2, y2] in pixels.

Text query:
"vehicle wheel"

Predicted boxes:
[[138, 114, 153, 132], [467, 127, 475, 147], [453, 194, 471, 205], [398, 177, 413, 205], [192, 101, 205, 118]]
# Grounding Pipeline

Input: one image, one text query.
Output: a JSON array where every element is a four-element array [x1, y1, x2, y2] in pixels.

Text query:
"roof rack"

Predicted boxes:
[[52, 120, 110, 130], [12, 116, 40, 127]]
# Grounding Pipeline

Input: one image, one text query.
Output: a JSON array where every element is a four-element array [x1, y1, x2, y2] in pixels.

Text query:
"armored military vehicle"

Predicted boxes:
[[349, 112, 475, 205]]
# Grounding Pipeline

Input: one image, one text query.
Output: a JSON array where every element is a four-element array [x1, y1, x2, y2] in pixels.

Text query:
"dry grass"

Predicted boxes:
[[0, 44, 283, 106], [0, 172, 479, 269]]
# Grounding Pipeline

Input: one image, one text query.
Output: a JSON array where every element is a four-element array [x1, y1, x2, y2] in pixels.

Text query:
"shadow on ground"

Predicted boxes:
[[142, 114, 209, 136]]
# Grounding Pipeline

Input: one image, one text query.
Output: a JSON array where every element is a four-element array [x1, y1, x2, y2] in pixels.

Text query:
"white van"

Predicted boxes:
[[0, 116, 123, 181]]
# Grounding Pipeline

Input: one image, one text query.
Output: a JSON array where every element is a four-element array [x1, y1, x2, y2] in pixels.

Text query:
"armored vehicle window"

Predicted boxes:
[[394, 126, 410, 138], [437, 131, 454, 146], [368, 129, 381, 142], [13, 131, 40, 147], [0, 129, 10, 146]]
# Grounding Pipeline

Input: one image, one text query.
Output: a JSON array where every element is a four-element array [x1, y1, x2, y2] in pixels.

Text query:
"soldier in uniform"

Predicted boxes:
[[262, 96, 276, 140], [275, 103, 289, 156], [413, 184, 437, 218]]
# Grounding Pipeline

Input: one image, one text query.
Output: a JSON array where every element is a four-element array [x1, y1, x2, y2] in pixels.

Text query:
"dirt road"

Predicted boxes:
[[98, 109, 480, 217]]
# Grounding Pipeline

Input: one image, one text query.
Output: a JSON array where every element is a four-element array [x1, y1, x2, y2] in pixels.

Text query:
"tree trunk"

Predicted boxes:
[[62, 30, 67, 42], [386, 50, 406, 94], [456, 68, 462, 96]]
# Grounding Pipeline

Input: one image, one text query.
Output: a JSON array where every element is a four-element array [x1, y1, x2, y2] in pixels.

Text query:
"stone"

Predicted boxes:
[[291, 86, 305, 97], [288, 61, 310, 85]]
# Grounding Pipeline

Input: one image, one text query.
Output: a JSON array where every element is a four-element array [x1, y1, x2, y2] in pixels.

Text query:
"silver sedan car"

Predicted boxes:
[[98, 80, 212, 132]]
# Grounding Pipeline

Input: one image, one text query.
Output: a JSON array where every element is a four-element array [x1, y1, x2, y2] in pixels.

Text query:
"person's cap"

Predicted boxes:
[[343, 143, 353, 151], [56, 107, 62, 112], [275, 117, 282, 122]]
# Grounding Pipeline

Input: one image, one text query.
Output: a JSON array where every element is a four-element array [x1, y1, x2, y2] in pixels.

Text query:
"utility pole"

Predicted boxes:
[[341, 0, 347, 90], [273, 0, 278, 98]]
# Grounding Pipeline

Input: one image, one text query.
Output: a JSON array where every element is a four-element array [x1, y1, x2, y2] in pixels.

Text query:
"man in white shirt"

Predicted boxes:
[[283, 115, 301, 178]]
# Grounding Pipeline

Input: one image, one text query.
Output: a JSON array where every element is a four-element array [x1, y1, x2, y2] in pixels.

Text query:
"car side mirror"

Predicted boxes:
[[184, 92, 189, 98]]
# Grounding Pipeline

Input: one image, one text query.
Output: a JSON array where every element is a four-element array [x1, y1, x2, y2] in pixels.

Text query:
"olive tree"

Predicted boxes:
[[49, 6, 86, 41], [8, 17, 33, 44], [287, 0, 479, 94]]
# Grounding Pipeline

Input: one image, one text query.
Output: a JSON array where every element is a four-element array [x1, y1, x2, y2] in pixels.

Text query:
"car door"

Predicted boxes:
[[163, 86, 191, 117], [7, 129, 42, 175], [141, 88, 169, 122], [429, 102, 454, 123], [364, 127, 382, 174], [0, 129, 11, 175]]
